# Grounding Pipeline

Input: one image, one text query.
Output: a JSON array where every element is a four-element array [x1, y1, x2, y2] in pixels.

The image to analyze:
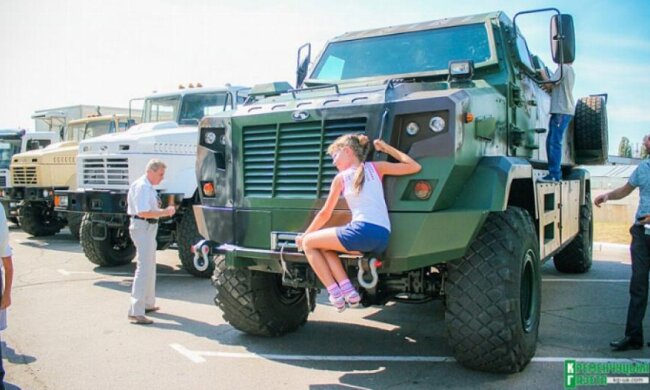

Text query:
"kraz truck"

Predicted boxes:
[[193, 9, 608, 373], [7, 115, 133, 238], [0, 129, 59, 223], [55, 85, 249, 277]]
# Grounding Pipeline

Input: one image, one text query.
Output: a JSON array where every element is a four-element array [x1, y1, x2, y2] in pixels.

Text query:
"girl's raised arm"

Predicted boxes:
[[372, 139, 421, 176]]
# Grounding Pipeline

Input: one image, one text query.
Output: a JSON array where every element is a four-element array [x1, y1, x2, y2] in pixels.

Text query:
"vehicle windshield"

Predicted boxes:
[[178, 93, 229, 125], [65, 120, 115, 141], [142, 96, 181, 123], [311, 23, 492, 81], [0, 140, 21, 169]]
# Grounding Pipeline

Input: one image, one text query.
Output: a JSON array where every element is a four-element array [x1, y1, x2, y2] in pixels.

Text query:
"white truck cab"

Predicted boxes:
[[0, 129, 59, 222], [56, 85, 248, 276]]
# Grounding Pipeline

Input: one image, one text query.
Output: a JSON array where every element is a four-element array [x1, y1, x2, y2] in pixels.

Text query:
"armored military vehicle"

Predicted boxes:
[[56, 85, 249, 277], [193, 10, 607, 373], [7, 115, 133, 237]]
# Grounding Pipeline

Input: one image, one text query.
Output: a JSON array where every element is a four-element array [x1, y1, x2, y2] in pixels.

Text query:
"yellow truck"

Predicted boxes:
[[8, 114, 133, 237]]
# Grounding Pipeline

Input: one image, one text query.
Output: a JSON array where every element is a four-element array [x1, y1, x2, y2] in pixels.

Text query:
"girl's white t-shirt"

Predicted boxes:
[[338, 162, 391, 231]]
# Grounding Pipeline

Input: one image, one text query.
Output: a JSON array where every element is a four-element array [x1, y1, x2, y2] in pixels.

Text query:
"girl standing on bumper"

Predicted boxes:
[[296, 134, 421, 311]]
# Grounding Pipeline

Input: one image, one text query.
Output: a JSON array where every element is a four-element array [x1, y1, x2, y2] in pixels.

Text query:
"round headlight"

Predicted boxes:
[[405, 122, 420, 136], [429, 116, 446, 133], [204, 131, 217, 145]]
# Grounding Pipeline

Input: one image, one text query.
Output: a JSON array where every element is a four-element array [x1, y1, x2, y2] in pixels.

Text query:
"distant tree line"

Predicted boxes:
[[618, 137, 648, 159]]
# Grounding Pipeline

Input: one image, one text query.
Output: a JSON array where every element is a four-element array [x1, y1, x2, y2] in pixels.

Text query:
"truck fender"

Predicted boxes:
[[452, 156, 533, 213]]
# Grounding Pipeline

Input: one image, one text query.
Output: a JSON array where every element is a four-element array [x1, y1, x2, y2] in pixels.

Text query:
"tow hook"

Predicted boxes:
[[191, 240, 212, 272], [357, 257, 382, 289]]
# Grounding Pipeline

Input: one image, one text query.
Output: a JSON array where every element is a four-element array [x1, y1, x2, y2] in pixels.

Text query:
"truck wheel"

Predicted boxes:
[[80, 213, 135, 266], [445, 207, 541, 373], [176, 207, 213, 278], [553, 194, 593, 273], [212, 255, 314, 336], [574, 95, 608, 165], [18, 202, 65, 237], [66, 213, 83, 240]]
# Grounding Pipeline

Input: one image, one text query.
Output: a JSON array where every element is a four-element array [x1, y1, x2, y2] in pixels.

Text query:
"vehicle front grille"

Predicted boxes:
[[11, 167, 37, 185], [0, 175, 5, 187], [82, 158, 129, 186], [242, 118, 366, 198]]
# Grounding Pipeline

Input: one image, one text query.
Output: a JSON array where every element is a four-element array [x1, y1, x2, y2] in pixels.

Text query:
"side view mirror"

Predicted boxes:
[[296, 43, 311, 88], [551, 14, 575, 64]]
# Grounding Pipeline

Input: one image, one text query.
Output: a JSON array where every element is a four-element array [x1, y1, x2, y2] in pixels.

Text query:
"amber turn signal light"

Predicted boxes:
[[414, 181, 433, 200], [202, 182, 216, 197], [464, 112, 474, 123]]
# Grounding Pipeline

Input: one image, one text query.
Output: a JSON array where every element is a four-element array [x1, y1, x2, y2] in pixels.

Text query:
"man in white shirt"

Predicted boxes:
[[0, 205, 14, 387], [126, 159, 175, 325]]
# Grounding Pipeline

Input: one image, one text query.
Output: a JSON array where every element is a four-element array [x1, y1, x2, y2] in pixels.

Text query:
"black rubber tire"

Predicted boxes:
[[10, 217, 19, 226], [554, 193, 593, 273], [574, 95, 608, 165], [176, 207, 213, 278], [80, 213, 135, 266], [18, 201, 65, 237], [446, 207, 541, 373], [212, 255, 313, 336], [66, 213, 83, 241]]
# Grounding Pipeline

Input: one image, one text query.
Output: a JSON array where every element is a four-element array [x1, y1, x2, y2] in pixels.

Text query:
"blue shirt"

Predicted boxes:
[[628, 160, 650, 223]]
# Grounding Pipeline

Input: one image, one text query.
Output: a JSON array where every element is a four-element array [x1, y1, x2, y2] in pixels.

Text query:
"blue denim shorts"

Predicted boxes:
[[336, 221, 390, 253]]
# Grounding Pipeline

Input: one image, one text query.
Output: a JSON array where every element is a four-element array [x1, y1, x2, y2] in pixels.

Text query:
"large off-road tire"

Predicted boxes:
[[18, 201, 65, 237], [176, 207, 213, 278], [574, 95, 608, 165], [80, 213, 135, 266], [446, 207, 541, 373], [554, 193, 593, 273], [212, 255, 314, 336], [66, 213, 83, 240]]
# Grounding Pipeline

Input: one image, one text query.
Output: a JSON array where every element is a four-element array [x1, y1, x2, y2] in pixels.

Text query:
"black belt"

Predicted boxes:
[[132, 216, 158, 224]]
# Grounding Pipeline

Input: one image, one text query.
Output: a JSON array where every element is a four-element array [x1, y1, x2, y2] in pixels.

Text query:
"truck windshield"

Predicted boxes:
[[311, 23, 492, 81], [0, 140, 21, 169], [178, 93, 229, 124], [142, 96, 181, 123], [84, 120, 114, 139]]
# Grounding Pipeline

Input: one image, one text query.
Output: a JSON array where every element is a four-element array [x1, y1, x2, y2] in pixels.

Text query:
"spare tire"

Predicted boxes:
[[574, 95, 608, 165]]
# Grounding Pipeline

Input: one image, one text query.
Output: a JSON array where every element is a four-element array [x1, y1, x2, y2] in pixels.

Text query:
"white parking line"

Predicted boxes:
[[542, 279, 629, 283], [57, 269, 192, 277], [170, 344, 650, 365]]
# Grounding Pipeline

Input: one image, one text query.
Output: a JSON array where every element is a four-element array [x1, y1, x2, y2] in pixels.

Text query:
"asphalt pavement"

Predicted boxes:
[[2, 225, 650, 390]]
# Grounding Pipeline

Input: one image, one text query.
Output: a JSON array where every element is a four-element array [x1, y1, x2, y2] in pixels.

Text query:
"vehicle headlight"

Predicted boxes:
[[204, 131, 217, 145], [429, 116, 446, 133], [405, 122, 420, 136]]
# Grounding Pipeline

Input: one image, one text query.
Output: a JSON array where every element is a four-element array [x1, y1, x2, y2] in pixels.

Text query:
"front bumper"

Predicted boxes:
[[194, 204, 488, 273], [55, 189, 184, 214]]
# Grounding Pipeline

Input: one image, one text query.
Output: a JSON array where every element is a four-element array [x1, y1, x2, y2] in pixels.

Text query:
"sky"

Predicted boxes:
[[1, 0, 649, 153]]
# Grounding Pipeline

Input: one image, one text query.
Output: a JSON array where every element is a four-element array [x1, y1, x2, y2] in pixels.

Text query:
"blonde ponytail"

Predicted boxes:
[[328, 133, 371, 194]]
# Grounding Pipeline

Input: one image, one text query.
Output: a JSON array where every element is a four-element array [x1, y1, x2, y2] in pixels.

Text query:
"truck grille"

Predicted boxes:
[[12, 167, 37, 185], [82, 158, 129, 186], [242, 118, 366, 198], [0, 176, 5, 187]]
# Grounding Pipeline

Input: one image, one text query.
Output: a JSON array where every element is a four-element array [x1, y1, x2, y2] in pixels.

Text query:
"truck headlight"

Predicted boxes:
[[405, 122, 420, 136], [429, 116, 446, 133], [204, 131, 217, 145]]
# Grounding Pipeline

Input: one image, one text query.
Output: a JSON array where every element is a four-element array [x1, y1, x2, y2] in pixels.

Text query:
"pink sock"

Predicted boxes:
[[339, 279, 355, 295], [327, 283, 342, 298]]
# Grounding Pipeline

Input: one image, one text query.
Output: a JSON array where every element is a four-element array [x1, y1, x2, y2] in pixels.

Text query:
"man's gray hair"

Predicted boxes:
[[146, 159, 166, 172]]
